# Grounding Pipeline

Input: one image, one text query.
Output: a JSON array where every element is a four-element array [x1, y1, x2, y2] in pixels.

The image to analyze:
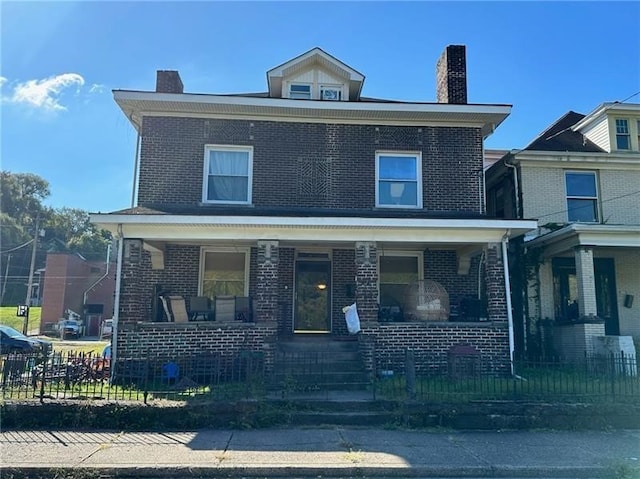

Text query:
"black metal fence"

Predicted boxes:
[[1, 348, 639, 404], [0, 350, 266, 402], [376, 349, 640, 403]]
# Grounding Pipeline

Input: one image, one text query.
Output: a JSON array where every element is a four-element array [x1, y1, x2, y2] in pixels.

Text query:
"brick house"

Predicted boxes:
[[486, 103, 640, 361], [91, 46, 536, 376]]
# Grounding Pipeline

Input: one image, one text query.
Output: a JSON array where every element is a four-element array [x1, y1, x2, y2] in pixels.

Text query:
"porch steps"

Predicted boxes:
[[269, 337, 371, 392]]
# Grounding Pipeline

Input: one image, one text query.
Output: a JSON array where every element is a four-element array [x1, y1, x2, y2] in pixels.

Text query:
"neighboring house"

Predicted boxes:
[[91, 46, 536, 375], [40, 252, 116, 337], [486, 103, 640, 361]]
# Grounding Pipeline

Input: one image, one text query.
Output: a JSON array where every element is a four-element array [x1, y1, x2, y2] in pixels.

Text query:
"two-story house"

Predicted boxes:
[[486, 103, 640, 361], [91, 46, 536, 378]]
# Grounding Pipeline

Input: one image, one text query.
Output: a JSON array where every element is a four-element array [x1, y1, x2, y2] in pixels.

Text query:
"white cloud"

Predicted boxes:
[[5, 73, 85, 111], [0, 77, 7, 88], [89, 83, 105, 94]]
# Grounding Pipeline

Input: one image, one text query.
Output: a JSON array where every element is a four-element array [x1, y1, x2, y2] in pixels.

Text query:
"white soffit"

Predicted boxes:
[[91, 214, 537, 244], [114, 91, 510, 137]]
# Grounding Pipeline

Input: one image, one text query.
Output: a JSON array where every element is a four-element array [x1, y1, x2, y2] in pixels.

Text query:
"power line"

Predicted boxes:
[[0, 239, 34, 254]]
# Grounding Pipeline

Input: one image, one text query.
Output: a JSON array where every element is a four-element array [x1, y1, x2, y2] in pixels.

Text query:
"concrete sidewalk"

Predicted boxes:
[[2, 427, 639, 478]]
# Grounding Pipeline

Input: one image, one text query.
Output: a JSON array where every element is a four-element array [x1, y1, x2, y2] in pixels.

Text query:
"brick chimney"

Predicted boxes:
[[155, 70, 183, 93], [436, 45, 467, 104]]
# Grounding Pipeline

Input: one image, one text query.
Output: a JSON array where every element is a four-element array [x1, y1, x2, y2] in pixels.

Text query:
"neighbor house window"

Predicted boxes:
[[615, 119, 630, 150], [203, 145, 252, 204], [637, 120, 640, 150], [376, 152, 422, 208], [289, 84, 311, 99], [201, 248, 249, 298], [378, 252, 423, 308], [565, 171, 598, 222]]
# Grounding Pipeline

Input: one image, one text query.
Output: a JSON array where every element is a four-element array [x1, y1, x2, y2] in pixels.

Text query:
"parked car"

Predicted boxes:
[[57, 319, 82, 339], [100, 319, 113, 339], [0, 325, 52, 354]]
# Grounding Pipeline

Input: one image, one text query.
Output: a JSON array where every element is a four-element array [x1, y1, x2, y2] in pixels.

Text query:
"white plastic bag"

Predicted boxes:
[[342, 303, 361, 334]]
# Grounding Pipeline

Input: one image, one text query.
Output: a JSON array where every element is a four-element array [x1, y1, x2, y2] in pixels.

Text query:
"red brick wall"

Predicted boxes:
[[137, 117, 483, 214]]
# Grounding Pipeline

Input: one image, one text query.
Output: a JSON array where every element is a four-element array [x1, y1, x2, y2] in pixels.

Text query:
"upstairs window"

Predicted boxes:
[[615, 119, 630, 150], [376, 152, 422, 208], [289, 84, 311, 99], [203, 145, 252, 204], [565, 171, 598, 222]]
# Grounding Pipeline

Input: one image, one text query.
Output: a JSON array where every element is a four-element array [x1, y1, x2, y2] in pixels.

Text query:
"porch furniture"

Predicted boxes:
[[189, 296, 214, 321], [235, 296, 253, 322], [404, 280, 450, 321], [159, 295, 173, 322], [215, 296, 236, 322], [167, 296, 189, 323]]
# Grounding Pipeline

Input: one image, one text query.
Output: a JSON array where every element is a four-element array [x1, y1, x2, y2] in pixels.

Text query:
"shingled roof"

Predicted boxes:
[[524, 111, 605, 152]]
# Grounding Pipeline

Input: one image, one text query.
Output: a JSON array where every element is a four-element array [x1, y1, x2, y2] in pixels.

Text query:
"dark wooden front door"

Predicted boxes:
[[294, 260, 331, 333]]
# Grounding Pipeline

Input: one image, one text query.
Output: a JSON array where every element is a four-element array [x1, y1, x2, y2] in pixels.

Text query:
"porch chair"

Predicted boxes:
[[159, 295, 173, 322], [215, 296, 236, 322], [167, 296, 189, 323], [190, 296, 214, 321]]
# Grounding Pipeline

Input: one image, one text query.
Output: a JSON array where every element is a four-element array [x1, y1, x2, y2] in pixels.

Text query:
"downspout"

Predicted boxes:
[[501, 232, 515, 377], [130, 130, 141, 208], [110, 225, 124, 381], [82, 243, 112, 306], [504, 156, 520, 218]]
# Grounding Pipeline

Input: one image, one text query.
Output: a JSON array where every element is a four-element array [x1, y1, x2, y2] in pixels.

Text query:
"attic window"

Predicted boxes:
[[289, 84, 311, 100], [320, 86, 341, 101]]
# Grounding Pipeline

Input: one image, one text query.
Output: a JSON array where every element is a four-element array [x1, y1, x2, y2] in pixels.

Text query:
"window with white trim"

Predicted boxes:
[[203, 145, 252, 204], [289, 84, 311, 99], [615, 119, 630, 150], [378, 251, 423, 308], [201, 248, 249, 298], [565, 171, 598, 223], [376, 152, 422, 208]]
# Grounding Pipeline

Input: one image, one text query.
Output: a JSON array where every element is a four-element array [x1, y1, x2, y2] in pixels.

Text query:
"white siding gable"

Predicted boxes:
[[581, 117, 610, 152]]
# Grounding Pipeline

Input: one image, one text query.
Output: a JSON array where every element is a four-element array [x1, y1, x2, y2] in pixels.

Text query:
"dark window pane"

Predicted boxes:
[[379, 181, 418, 206], [616, 135, 630, 150], [567, 199, 597, 222]]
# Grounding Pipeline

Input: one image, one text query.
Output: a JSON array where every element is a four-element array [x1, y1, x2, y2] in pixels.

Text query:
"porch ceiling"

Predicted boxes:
[[91, 214, 537, 244], [527, 224, 640, 257]]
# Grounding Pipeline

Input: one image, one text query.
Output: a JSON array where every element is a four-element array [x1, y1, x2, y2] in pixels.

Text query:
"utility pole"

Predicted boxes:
[[23, 216, 39, 335], [1, 253, 11, 305]]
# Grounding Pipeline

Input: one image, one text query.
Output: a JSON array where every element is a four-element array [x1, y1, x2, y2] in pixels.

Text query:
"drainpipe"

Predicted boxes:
[[110, 226, 124, 381], [504, 156, 520, 218], [501, 232, 515, 376], [131, 131, 141, 208]]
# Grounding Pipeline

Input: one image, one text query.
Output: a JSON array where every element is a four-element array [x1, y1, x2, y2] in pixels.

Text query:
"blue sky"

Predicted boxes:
[[2, 1, 639, 213]]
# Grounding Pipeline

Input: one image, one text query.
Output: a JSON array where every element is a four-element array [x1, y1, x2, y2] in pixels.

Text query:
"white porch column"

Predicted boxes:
[[574, 247, 597, 318]]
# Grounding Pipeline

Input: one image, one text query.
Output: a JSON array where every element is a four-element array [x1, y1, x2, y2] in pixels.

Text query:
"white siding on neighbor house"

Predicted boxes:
[[288, 70, 315, 83], [599, 169, 640, 225], [520, 167, 567, 223], [534, 260, 555, 320], [581, 117, 610, 152], [597, 248, 640, 339]]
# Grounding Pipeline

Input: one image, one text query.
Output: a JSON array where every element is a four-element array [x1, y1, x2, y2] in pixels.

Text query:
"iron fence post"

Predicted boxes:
[[405, 348, 416, 399]]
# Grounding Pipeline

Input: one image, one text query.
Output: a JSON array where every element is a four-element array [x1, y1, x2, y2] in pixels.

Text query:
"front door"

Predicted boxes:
[[294, 260, 331, 333], [552, 257, 619, 334]]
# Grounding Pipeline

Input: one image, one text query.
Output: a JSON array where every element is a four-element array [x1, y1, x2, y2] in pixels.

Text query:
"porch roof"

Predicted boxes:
[[526, 223, 640, 257], [91, 212, 537, 245]]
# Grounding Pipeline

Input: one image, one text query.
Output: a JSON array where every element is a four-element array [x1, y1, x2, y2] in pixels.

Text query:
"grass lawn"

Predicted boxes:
[[0, 306, 41, 333]]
